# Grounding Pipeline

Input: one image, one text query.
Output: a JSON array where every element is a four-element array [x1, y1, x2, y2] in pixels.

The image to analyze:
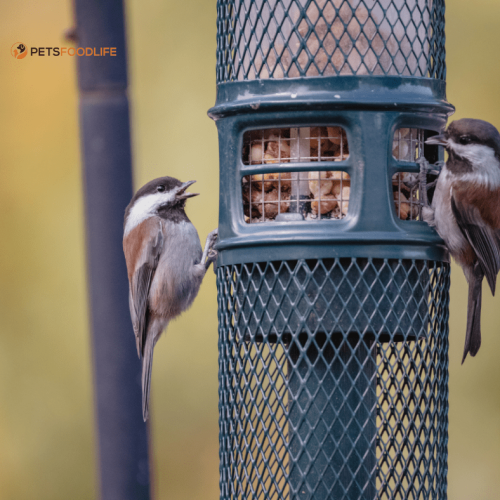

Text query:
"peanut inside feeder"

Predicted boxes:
[[392, 172, 421, 221]]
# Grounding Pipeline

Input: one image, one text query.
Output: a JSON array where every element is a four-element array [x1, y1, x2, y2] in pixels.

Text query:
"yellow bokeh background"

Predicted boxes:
[[0, 1, 499, 499]]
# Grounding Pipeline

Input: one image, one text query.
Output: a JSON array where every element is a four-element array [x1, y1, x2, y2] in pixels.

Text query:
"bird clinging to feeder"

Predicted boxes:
[[423, 118, 500, 362], [123, 176, 218, 420]]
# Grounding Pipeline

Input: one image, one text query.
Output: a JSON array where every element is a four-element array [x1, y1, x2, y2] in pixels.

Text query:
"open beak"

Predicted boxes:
[[175, 180, 199, 200], [425, 134, 448, 147]]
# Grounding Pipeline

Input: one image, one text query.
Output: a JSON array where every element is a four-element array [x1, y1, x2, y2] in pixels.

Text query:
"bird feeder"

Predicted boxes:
[[209, 1, 453, 498]]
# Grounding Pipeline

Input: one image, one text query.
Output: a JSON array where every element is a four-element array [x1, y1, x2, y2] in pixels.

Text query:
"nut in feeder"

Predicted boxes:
[[211, 0, 451, 498]]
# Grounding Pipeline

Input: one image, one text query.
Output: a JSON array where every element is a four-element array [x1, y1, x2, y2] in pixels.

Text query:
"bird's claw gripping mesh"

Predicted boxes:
[[216, 0, 446, 83], [217, 258, 449, 499]]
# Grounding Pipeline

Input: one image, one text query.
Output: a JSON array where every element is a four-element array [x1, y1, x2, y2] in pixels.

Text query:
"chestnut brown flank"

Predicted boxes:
[[123, 218, 160, 281]]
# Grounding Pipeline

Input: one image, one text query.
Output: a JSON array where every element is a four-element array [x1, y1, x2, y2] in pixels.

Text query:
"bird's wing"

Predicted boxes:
[[128, 225, 164, 357], [451, 193, 500, 295]]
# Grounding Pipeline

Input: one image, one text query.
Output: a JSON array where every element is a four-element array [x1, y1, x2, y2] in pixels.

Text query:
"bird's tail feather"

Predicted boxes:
[[142, 333, 156, 421], [462, 263, 483, 363]]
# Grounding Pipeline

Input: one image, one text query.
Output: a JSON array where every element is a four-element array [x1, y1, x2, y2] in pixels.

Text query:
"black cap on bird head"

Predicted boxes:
[[426, 118, 500, 161], [124, 176, 199, 226]]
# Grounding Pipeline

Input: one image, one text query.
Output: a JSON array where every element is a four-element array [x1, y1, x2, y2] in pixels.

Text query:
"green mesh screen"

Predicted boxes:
[[217, 258, 449, 499], [216, 0, 446, 82]]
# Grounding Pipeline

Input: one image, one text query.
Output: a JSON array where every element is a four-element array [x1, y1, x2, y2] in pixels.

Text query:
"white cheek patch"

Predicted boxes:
[[448, 139, 500, 189], [124, 191, 176, 235]]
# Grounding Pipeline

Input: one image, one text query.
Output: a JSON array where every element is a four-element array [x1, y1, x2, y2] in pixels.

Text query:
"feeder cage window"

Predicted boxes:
[[392, 128, 424, 162], [242, 127, 350, 223], [391, 128, 429, 221]]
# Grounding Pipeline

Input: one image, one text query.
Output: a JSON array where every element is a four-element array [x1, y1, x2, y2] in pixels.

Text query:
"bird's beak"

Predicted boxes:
[[425, 134, 448, 147], [176, 180, 199, 200]]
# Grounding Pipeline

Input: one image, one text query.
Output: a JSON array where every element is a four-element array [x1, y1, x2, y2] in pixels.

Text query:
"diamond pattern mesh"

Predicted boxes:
[[216, 0, 446, 82], [218, 258, 449, 499]]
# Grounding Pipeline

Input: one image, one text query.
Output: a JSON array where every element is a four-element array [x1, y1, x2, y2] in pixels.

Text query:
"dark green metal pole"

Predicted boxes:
[[288, 336, 377, 499], [74, 1, 151, 498]]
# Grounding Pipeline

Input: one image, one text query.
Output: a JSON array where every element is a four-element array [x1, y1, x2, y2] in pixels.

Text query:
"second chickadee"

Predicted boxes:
[[123, 176, 218, 420], [424, 118, 500, 362]]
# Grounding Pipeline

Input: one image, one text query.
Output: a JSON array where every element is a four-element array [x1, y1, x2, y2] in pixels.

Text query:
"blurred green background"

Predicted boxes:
[[0, 1, 499, 499]]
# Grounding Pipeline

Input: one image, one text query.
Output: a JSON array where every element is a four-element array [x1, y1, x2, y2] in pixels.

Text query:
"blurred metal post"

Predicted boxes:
[[74, 1, 151, 499]]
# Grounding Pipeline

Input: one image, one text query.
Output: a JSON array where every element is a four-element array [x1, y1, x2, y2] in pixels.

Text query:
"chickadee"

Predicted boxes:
[[123, 176, 218, 420], [423, 118, 500, 362]]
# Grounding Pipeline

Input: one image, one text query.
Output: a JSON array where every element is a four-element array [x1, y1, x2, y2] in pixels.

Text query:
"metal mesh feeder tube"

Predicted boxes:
[[210, 1, 453, 499]]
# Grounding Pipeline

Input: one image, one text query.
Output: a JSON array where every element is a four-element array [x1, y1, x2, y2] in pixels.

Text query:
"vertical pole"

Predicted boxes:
[[74, 1, 151, 499], [288, 335, 377, 499]]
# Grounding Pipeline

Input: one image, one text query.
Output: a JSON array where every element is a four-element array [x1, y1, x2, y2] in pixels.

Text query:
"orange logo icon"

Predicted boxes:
[[11, 42, 28, 59]]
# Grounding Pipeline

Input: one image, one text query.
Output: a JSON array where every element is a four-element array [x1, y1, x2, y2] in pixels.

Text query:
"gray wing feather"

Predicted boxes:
[[451, 195, 500, 295], [130, 230, 164, 357]]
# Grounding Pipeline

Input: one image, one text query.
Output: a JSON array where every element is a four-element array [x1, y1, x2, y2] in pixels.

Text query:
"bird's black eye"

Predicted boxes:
[[157, 185, 165, 192], [459, 135, 471, 145]]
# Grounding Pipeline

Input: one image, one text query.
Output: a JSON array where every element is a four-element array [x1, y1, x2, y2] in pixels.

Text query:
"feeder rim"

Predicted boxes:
[[209, 76, 454, 120], [214, 229, 450, 265]]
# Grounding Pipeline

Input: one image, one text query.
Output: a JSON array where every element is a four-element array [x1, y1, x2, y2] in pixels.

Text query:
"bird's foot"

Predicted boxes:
[[201, 228, 219, 271], [206, 248, 218, 270], [421, 205, 435, 227], [417, 157, 431, 208], [416, 157, 442, 225]]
